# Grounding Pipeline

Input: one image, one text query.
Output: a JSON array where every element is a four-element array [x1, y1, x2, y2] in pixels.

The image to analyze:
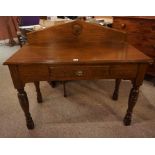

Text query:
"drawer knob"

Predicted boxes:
[[121, 23, 126, 29], [75, 70, 83, 76]]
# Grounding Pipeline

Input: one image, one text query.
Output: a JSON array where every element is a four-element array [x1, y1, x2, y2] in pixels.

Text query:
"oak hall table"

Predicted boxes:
[[4, 20, 153, 129]]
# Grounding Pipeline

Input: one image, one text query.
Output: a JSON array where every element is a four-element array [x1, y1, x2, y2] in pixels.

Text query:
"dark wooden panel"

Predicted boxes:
[[113, 19, 142, 33], [113, 16, 155, 77]]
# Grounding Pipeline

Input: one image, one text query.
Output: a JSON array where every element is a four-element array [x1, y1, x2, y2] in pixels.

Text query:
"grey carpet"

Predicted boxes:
[[0, 45, 155, 137]]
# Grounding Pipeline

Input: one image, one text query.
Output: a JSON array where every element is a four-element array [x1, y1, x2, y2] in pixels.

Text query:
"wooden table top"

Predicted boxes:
[[4, 20, 152, 65], [4, 42, 152, 65]]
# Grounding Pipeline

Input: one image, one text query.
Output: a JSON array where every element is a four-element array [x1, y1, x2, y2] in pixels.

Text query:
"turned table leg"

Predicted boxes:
[[123, 84, 139, 126], [153, 78, 155, 86], [63, 81, 67, 97], [112, 79, 121, 100], [48, 81, 56, 88], [34, 81, 43, 103], [48, 81, 67, 97], [17, 89, 34, 129]]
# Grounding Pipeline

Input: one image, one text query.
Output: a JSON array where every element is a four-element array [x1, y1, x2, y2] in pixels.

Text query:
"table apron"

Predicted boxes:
[[18, 64, 138, 83]]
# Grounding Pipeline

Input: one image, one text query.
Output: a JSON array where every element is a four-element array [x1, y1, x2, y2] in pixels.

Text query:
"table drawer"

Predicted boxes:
[[49, 65, 110, 80], [49, 64, 138, 80]]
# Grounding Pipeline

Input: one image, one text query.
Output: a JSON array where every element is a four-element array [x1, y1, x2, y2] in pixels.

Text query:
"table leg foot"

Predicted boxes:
[[26, 113, 35, 129], [112, 79, 121, 101], [123, 84, 139, 126], [112, 93, 118, 100], [123, 113, 132, 126], [34, 81, 43, 103], [17, 89, 35, 130]]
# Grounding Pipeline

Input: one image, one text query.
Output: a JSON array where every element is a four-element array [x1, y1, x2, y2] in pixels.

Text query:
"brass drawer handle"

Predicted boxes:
[[75, 70, 83, 76]]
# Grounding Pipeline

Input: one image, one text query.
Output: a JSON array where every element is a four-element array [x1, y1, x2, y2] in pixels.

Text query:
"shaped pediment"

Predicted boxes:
[[27, 20, 126, 45]]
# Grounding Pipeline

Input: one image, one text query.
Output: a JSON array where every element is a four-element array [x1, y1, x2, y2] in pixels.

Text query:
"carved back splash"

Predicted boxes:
[[27, 20, 126, 45]]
